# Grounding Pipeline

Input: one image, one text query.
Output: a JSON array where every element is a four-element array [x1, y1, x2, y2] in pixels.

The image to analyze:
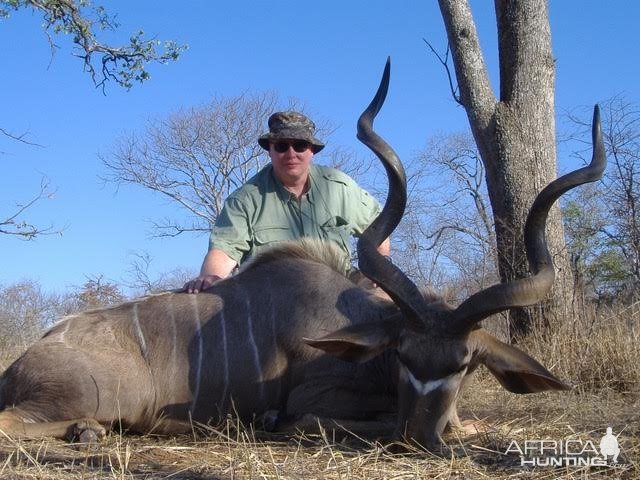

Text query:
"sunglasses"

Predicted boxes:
[[272, 140, 311, 153]]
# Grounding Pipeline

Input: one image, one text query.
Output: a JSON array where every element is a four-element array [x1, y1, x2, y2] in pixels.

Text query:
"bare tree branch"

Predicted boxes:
[[1, 178, 61, 239], [124, 251, 194, 294], [0, 127, 45, 148], [437, 0, 495, 128], [101, 92, 277, 235], [392, 132, 499, 296], [422, 38, 462, 105]]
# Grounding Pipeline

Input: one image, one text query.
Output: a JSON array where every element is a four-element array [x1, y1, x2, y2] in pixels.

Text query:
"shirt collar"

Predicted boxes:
[[270, 164, 316, 203]]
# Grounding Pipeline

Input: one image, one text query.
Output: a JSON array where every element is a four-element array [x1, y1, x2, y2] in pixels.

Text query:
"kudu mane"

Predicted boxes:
[[243, 238, 447, 305], [239, 238, 351, 277]]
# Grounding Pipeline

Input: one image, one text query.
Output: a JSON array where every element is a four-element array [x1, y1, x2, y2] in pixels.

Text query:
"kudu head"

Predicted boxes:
[[306, 58, 606, 448]]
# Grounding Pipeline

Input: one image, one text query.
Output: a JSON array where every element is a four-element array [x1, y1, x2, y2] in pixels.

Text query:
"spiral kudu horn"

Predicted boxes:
[[356, 58, 430, 329], [452, 105, 607, 329]]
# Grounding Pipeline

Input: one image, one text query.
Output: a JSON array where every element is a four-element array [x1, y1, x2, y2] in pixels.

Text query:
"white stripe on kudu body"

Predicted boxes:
[[132, 303, 148, 359], [219, 310, 229, 410], [189, 295, 203, 413], [243, 294, 265, 404], [51, 314, 79, 345], [59, 317, 72, 345], [132, 301, 159, 414], [270, 297, 281, 402], [167, 295, 179, 408]]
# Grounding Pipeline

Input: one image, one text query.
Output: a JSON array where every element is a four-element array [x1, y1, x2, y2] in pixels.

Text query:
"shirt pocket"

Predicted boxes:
[[320, 216, 351, 255], [252, 225, 293, 247]]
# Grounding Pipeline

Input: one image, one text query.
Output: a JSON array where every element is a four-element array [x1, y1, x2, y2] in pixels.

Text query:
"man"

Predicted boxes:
[[185, 111, 390, 293]]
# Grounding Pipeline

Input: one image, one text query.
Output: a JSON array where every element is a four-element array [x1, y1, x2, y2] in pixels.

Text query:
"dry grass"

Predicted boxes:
[[522, 302, 640, 394], [0, 387, 637, 479], [0, 306, 638, 479]]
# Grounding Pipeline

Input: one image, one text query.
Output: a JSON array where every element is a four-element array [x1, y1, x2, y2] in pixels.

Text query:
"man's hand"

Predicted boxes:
[[185, 249, 237, 293], [184, 274, 223, 294]]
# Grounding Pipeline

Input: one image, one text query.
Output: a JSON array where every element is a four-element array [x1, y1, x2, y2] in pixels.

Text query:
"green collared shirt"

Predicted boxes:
[[210, 164, 381, 268]]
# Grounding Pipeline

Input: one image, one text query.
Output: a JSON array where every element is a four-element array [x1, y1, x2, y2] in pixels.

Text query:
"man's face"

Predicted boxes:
[[269, 140, 314, 185]]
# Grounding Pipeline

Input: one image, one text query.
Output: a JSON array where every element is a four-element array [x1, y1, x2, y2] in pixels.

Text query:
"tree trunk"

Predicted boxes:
[[438, 0, 574, 339]]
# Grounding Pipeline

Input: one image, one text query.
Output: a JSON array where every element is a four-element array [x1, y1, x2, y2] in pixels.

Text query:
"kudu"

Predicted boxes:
[[0, 60, 605, 448]]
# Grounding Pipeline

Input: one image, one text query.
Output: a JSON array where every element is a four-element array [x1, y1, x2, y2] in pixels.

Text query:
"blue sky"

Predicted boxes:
[[1, 1, 638, 293]]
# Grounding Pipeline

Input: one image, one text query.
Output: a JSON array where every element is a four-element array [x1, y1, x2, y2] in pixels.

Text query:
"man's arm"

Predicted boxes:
[[363, 236, 391, 291], [377, 237, 391, 258], [184, 248, 238, 293]]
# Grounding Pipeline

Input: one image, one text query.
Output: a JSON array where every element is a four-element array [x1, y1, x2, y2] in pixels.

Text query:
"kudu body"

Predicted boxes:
[[0, 244, 401, 440], [0, 60, 605, 447]]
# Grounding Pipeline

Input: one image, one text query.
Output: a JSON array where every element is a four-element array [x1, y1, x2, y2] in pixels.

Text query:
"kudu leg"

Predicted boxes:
[[0, 408, 106, 442], [443, 405, 488, 437], [286, 384, 395, 420], [442, 366, 489, 437], [276, 413, 396, 440], [278, 382, 396, 439]]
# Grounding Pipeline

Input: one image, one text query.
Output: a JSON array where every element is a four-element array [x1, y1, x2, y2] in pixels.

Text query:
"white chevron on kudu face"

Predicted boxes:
[[399, 364, 466, 396]]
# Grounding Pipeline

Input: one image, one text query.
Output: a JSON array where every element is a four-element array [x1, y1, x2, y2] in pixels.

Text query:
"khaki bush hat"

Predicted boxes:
[[258, 111, 325, 153]]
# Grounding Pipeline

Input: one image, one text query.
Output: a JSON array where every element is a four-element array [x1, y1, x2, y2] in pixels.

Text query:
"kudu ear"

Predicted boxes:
[[304, 319, 401, 363], [473, 330, 572, 393]]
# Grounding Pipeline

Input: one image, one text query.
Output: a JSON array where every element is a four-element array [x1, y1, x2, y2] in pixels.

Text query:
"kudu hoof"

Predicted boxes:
[[66, 419, 107, 443], [256, 409, 280, 432], [451, 419, 490, 437], [78, 429, 99, 443]]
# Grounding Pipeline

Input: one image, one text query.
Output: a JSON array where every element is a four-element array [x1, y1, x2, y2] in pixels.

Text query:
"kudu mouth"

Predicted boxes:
[[356, 61, 607, 332]]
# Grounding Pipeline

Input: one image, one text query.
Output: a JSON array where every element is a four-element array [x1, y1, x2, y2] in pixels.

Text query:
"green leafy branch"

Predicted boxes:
[[1, 0, 187, 91]]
